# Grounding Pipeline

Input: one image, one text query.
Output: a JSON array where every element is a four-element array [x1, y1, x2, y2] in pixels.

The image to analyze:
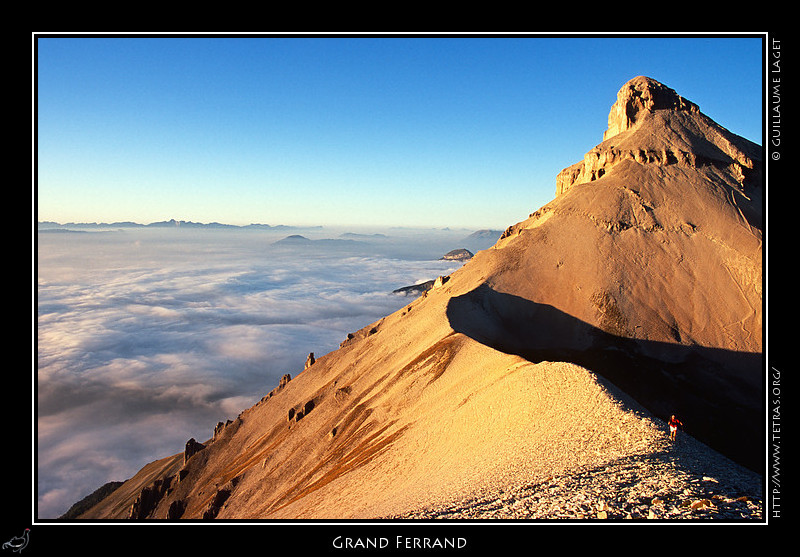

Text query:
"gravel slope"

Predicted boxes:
[[387, 414, 763, 521]]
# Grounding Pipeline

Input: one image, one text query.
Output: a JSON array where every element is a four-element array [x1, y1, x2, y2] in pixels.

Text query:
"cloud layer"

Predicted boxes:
[[36, 227, 466, 518]]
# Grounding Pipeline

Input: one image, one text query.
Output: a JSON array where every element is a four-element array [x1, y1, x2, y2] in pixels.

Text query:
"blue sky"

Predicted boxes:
[[35, 34, 764, 230]]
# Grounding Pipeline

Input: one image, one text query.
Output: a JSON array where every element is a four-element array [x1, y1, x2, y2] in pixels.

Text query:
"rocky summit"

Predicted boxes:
[[71, 77, 763, 521]]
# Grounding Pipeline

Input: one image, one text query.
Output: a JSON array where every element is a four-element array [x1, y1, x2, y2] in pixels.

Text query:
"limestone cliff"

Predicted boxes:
[[555, 76, 761, 205]]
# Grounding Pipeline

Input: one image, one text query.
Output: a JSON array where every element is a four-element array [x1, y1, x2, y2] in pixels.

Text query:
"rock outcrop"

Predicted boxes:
[[432, 275, 450, 289], [260, 373, 292, 403], [129, 476, 175, 519], [183, 438, 205, 465], [213, 420, 233, 441], [202, 477, 241, 519]]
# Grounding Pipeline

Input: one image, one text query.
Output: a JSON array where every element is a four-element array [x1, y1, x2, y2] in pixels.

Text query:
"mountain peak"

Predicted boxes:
[[555, 76, 761, 200], [70, 75, 763, 521], [604, 76, 698, 140]]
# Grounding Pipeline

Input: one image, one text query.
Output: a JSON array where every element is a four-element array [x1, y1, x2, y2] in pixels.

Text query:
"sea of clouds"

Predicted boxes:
[[36, 226, 479, 519]]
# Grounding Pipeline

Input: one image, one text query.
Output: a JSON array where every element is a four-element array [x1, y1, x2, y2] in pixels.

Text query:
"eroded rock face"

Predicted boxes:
[[287, 397, 318, 424], [129, 476, 174, 519], [202, 477, 240, 519], [555, 76, 761, 198], [604, 76, 698, 140], [167, 499, 186, 519]]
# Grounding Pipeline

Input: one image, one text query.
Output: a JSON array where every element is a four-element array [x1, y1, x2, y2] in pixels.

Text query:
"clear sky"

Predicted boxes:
[[35, 34, 764, 230]]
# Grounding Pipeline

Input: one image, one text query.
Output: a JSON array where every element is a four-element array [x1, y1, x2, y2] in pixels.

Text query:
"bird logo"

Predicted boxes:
[[2, 529, 29, 553]]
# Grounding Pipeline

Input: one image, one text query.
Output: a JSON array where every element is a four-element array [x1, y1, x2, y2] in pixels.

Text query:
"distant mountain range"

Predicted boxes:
[[37, 220, 504, 254], [461, 229, 502, 246], [37, 219, 320, 231]]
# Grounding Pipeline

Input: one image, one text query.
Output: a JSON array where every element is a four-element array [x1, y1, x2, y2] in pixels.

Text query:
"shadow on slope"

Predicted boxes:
[[446, 283, 763, 474]]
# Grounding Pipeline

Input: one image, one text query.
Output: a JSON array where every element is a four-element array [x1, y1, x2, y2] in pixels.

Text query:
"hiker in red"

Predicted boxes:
[[669, 415, 683, 441]]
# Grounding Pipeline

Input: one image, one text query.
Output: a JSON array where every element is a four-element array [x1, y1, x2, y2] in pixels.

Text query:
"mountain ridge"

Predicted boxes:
[[37, 219, 321, 230], [67, 76, 763, 521]]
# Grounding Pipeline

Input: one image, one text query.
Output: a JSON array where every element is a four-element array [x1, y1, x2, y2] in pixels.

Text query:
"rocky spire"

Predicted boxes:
[[603, 76, 698, 140]]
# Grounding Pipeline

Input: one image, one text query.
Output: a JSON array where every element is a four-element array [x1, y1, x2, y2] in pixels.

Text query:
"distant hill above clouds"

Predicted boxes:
[[339, 232, 389, 240], [440, 248, 474, 261], [460, 229, 503, 252], [271, 234, 362, 248]]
